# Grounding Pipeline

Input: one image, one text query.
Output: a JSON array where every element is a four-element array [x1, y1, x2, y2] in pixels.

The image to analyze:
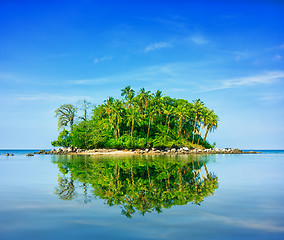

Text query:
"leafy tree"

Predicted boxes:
[[51, 129, 71, 147], [55, 104, 77, 131]]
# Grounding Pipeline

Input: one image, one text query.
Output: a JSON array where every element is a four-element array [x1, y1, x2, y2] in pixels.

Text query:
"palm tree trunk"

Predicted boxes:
[[147, 116, 152, 140], [131, 118, 134, 139], [178, 116, 182, 137], [167, 116, 171, 134], [191, 114, 197, 143], [197, 123, 204, 145], [203, 127, 209, 143]]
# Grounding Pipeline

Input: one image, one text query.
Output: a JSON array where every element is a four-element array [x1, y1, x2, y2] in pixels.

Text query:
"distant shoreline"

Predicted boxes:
[[27, 147, 261, 156]]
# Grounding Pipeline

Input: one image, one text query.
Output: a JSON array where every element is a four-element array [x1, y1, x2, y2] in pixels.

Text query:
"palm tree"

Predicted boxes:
[[197, 107, 209, 145], [191, 99, 204, 143], [55, 104, 77, 131], [103, 97, 114, 125], [137, 88, 151, 115], [126, 104, 139, 139], [202, 110, 219, 144], [174, 100, 189, 138], [112, 99, 124, 140], [164, 105, 174, 134], [78, 99, 92, 122], [121, 86, 135, 108]]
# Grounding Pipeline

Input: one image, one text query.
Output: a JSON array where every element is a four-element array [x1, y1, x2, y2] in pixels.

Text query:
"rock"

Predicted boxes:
[[145, 148, 149, 152], [5, 153, 9, 156], [26, 153, 34, 156], [56, 148, 63, 153], [183, 147, 189, 151], [10, 154, 14, 156], [171, 148, 176, 152], [39, 150, 45, 154]]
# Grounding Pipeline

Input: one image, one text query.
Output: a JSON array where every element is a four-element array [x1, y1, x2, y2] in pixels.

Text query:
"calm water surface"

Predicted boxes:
[[0, 150, 284, 240]]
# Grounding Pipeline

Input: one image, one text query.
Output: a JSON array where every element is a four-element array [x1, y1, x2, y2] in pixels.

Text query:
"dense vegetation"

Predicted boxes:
[[52, 86, 219, 149], [53, 156, 218, 217]]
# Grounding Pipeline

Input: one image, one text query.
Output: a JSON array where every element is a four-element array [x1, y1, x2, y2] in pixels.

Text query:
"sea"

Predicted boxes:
[[0, 149, 283, 240]]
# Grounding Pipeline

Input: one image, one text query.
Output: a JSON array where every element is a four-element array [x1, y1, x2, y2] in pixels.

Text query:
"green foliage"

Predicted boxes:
[[52, 156, 219, 217], [52, 86, 219, 149], [51, 129, 71, 147]]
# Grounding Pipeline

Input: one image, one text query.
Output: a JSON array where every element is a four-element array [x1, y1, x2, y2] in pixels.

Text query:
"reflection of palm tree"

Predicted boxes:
[[55, 175, 76, 200], [52, 157, 218, 218]]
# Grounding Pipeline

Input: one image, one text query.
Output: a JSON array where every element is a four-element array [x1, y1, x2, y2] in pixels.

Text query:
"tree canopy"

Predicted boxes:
[[52, 86, 219, 149]]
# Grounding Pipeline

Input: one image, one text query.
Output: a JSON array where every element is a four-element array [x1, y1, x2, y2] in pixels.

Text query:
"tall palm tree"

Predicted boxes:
[[112, 99, 124, 140], [164, 105, 174, 134], [197, 107, 209, 145], [202, 110, 219, 144], [137, 88, 151, 115], [174, 100, 189, 138], [121, 86, 135, 108], [78, 99, 92, 122], [191, 99, 204, 143], [126, 103, 139, 139], [55, 104, 77, 131], [103, 97, 115, 131]]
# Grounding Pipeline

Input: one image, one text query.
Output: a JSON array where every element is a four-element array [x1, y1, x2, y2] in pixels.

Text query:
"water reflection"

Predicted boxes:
[[52, 155, 218, 217]]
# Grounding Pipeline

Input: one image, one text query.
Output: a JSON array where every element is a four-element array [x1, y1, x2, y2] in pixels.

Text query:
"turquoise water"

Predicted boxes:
[[0, 150, 283, 240]]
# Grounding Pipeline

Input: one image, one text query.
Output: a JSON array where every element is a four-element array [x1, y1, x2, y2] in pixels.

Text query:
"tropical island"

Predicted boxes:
[[51, 86, 219, 152]]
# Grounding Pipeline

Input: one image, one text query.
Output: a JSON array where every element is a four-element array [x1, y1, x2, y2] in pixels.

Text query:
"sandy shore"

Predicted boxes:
[[30, 147, 260, 156]]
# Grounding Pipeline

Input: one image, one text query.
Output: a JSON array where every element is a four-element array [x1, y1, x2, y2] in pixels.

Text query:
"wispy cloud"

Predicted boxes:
[[94, 55, 113, 64], [272, 54, 282, 61], [16, 94, 92, 102], [265, 43, 284, 51], [208, 214, 284, 233], [144, 42, 171, 53], [258, 95, 284, 103], [190, 35, 209, 45], [200, 71, 284, 92]]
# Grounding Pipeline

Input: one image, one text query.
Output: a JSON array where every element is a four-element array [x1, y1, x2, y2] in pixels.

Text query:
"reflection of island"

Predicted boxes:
[[53, 155, 218, 218]]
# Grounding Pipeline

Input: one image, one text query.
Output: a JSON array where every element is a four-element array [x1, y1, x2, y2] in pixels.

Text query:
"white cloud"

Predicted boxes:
[[200, 71, 284, 92], [272, 54, 282, 61], [144, 42, 171, 53], [235, 56, 241, 62], [208, 214, 284, 233], [16, 94, 92, 102], [94, 55, 113, 64], [258, 95, 284, 103], [190, 35, 208, 45]]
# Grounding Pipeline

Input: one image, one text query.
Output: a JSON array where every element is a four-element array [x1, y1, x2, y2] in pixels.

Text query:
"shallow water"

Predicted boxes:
[[0, 150, 283, 240]]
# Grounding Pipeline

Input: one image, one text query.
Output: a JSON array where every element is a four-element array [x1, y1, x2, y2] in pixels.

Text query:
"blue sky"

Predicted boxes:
[[0, 0, 283, 149]]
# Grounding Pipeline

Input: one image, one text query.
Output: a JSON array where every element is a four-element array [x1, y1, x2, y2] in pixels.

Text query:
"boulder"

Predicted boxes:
[[10, 154, 14, 156], [26, 153, 34, 156], [5, 153, 9, 156]]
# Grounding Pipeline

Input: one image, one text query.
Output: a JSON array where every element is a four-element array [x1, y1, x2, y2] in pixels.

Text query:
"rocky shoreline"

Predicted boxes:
[[26, 147, 261, 156]]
